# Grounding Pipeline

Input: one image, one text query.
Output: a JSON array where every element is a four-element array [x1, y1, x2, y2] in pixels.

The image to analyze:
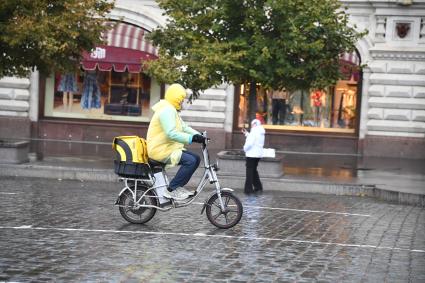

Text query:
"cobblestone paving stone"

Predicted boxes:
[[0, 177, 424, 282]]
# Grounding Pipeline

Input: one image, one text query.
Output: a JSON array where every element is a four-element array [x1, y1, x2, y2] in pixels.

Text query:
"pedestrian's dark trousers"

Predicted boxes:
[[244, 157, 263, 193]]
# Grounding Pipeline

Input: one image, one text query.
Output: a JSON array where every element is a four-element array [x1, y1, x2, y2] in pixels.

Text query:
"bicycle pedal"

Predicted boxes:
[[159, 201, 172, 208]]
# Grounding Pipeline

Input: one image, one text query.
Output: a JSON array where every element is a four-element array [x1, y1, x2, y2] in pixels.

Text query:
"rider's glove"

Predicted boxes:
[[192, 134, 206, 144]]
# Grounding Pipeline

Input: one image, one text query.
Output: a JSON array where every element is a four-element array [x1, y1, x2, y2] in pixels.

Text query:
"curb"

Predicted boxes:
[[0, 164, 117, 182], [0, 163, 424, 207]]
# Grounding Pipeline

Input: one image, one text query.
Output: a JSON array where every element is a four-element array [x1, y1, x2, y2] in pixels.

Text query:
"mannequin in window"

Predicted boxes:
[[81, 70, 101, 110], [310, 90, 326, 127], [238, 93, 247, 126], [270, 88, 288, 125], [337, 91, 345, 127], [126, 77, 137, 104], [58, 73, 78, 111], [256, 86, 267, 125], [343, 89, 356, 128]]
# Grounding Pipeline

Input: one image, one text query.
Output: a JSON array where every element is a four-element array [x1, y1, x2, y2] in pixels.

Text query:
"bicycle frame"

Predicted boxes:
[[116, 132, 231, 212]]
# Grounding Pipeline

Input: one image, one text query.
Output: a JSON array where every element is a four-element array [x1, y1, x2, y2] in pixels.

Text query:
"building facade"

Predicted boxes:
[[0, 0, 424, 158]]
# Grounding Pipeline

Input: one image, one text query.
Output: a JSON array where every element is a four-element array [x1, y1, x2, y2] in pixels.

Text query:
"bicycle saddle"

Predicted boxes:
[[148, 158, 166, 169]]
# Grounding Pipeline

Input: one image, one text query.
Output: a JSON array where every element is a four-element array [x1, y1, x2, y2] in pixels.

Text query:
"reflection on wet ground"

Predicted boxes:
[[281, 152, 425, 182], [281, 153, 358, 182], [284, 166, 355, 181]]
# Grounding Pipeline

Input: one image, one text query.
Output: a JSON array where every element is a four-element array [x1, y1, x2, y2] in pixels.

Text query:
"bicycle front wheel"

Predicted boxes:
[[206, 191, 243, 229]]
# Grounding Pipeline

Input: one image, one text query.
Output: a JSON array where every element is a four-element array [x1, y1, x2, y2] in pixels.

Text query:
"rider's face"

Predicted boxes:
[[180, 99, 188, 111]]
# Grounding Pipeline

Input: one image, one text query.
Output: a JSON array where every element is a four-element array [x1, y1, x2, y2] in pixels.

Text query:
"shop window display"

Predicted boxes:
[[238, 52, 360, 133], [238, 77, 359, 133], [44, 70, 160, 122]]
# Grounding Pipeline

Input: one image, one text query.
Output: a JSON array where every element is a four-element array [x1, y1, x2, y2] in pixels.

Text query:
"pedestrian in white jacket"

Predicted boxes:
[[242, 119, 265, 194]]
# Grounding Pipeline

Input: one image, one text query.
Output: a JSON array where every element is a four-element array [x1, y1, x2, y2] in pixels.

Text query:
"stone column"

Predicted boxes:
[[224, 84, 235, 133], [29, 70, 39, 122], [359, 68, 371, 141]]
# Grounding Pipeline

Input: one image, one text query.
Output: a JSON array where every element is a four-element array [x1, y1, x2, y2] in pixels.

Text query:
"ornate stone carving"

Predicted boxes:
[[395, 23, 411, 39], [397, 0, 413, 5], [370, 50, 425, 61], [420, 18, 425, 41], [375, 16, 387, 42]]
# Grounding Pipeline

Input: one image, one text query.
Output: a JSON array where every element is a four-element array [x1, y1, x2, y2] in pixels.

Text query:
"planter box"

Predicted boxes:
[[217, 150, 283, 178], [0, 140, 29, 164]]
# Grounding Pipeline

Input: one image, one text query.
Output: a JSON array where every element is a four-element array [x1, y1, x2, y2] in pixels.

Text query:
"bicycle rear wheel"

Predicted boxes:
[[206, 191, 243, 229], [118, 185, 158, 224]]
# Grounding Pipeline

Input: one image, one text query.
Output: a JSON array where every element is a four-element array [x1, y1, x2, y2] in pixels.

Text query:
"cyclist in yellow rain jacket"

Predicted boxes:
[[147, 83, 205, 200]]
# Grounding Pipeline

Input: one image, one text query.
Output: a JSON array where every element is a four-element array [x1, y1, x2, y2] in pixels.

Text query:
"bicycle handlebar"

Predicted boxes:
[[202, 131, 210, 145]]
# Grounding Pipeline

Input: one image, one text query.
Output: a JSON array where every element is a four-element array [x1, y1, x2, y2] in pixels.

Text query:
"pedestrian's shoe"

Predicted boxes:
[[244, 189, 254, 195], [162, 188, 189, 200], [176, 187, 195, 197]]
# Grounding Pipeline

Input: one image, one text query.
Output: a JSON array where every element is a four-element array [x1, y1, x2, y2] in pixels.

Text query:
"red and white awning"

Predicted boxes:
[[81, 45, 156, 73], [339, 51, 360, 81], [103, 22, 158, 56], [81, 22, 158, 73], [339, 51, 360, 66]]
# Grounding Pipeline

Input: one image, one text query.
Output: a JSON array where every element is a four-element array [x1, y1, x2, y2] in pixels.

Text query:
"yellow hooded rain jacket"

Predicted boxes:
[[146, 84, 199, 167]]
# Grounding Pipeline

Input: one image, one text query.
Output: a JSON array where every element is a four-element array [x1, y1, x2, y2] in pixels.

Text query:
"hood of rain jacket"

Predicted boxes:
[[165, 83, 186, 110]]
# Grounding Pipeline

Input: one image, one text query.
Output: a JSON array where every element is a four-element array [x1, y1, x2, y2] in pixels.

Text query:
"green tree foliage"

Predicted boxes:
[[146, 0, 366, 121], [0, 0, 114, 78]]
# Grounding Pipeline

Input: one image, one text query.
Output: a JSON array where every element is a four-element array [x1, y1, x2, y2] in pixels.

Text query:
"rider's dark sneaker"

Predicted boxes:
[[163, 188, 188, 200]]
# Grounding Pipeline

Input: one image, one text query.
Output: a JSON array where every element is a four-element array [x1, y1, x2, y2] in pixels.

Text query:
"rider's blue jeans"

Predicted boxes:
[[169, 150, 201, 190]]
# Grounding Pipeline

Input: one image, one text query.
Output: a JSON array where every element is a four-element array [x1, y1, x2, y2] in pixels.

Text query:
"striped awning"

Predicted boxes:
[[339, 51, 360, 66], [103, 22, 158, 56], [339, 51, 360, 81], [81, 22, 158, 73]]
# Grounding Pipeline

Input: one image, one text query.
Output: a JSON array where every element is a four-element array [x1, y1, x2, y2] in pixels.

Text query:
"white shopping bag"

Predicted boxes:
[[262, 148, 276, 158]]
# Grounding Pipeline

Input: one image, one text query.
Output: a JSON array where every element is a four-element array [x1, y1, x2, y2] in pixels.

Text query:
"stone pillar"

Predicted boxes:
[[0, 77, 31, 139], [224, 84, 235, 133], [359, 68, 371, 140], [29, 70, 39, 122]]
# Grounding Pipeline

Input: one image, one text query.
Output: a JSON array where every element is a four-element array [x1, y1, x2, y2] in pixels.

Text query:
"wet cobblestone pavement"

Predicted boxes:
[[0, 177, 424, 282]]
